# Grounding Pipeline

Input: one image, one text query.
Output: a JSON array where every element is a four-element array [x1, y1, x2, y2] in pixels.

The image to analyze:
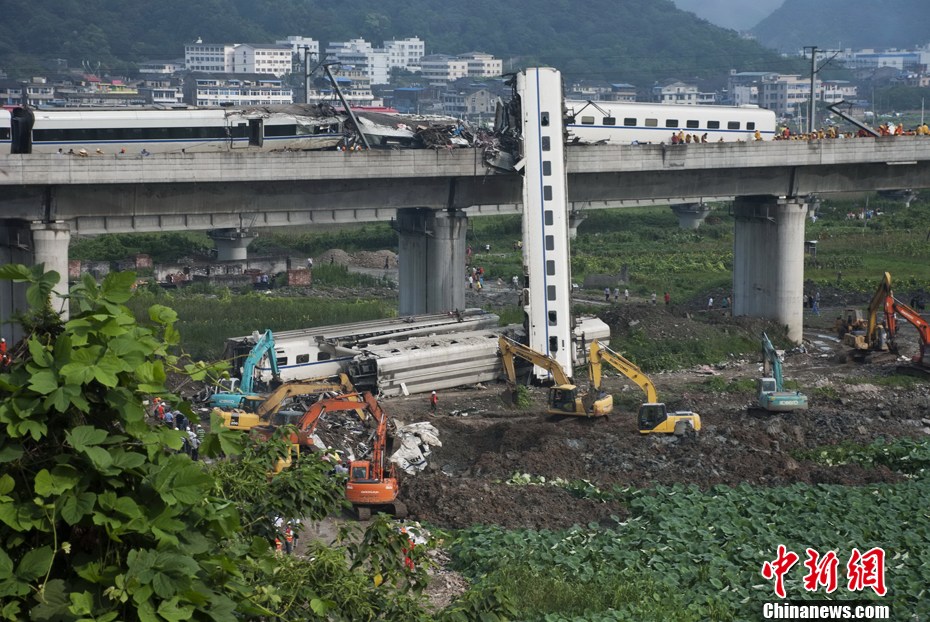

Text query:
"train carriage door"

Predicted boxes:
[[249, 118, 263, 147], [10, 107, 35, 154]]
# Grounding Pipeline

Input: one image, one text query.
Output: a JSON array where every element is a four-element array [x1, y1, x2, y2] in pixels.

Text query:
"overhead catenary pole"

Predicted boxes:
[[807, 46, 818, 134], [301, 45, 311, 104], [324, 63, 371, 150]]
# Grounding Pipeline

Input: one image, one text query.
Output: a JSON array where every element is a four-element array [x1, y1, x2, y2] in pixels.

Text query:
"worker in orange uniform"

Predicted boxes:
[[430, 391, 438, 416]]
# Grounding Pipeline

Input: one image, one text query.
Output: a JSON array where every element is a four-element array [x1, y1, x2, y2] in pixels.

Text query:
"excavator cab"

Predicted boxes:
[[549, 385, 580, 413], [638, 403, 701, 435]]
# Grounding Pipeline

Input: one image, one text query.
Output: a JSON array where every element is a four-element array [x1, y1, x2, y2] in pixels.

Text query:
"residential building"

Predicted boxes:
[[609, 83, 638, 102], [458, 52, 502, 79], [319, 67, 377, 106], [137, 60, 184, 75], [420, 55, 469, 86], [0, 78, 55, 106], [185, 42, 235, 73], [652, 80, 699, 104], [758, 74, 811, 117], [837, 47, 930, 73], [384, 38, 425, 73], [136, 76, 184, 105], [325, 39, 390, 85], [182, 73, 293, 106], [230, 44, 293, 77], [442, 86, 496, 117], [819, 80, 857, 105], [277, 36, 320, 64]]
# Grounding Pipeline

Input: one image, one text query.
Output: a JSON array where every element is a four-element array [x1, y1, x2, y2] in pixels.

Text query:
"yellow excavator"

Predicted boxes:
[[842, 272, 894, 360], [498, 335, 613, 417], [588, 340, 701, 435], [216, 373, 355, 432]]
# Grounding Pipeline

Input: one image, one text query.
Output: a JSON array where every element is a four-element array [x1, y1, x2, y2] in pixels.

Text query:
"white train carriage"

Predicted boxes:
[[225, 309, 500, 385], [348, 329, 506, 397], [565, 100, 777, 144], [4, 105, 345, 154]]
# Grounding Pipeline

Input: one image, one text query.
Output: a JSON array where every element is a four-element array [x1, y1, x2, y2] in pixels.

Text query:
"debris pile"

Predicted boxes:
[[390, 421, 442, 474]]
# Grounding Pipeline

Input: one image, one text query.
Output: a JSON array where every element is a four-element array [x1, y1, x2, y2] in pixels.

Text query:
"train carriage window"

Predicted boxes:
[[542, 161, 551, 176], [0, 128, 9, 140], [542, 136, 551, 150], [264, 124, 298, 137], [727, 121, 741, 130], [543, 185, 553, 200], [580, 116, 595, 125], [708, 121, 720, 129], [548, 311, 558, 326], [665, 119, 679, 128], [547, 285, 557, 301], [249, 118, 263, 146], [296, 354, 310, 364], [317, 352, 331, 361], [603, 117, 616, 125], [540, 112, 550, 126], [544, 210, 553, 225], [747, 122, 756, 130], [546, 260, 556, 276], [686, 120, 700, 129], [645, 118, 658, 127], [277, 357, 288, 366], [545, 235, 555, 251], [623, 117, 637, 127]]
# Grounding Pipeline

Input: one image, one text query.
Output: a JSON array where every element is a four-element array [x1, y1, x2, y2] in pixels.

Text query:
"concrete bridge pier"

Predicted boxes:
[[568, 209, 587, 239], [395, 208, 467, 315], [0, 221, 35, 343], [31, 222, 72, 321], [208, 228, 257, 261], [670, 203, 712, 230], [732, 195, 808, 343]]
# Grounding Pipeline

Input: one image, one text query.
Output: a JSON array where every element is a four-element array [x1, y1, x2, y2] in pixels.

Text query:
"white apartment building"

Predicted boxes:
[[138, 60, 184, 75], [230, 44, 293, 77], [458, 52, 502, 78], [183, 73, 293, 106], [837, 47, 930, 72], [277, 36, 320, 64], [420, 55, 469, 86], [819, 80, 857, 105], [653, 81, 699, 104], [185, 43, 292, 77], [384, 38, 425, 73], [185, 43, 235, 73], [325, 39, 390, 85]]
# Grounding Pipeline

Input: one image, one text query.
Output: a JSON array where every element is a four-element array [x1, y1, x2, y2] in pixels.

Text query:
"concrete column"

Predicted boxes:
[[31, 222, 72, 321], [0, 221, 34, 343], [732, 196, 808, 343], [395, 208, 467, 315], [208, 228, 257, 261], [568, 210, 587, 239], [670, 203, 711, 230]]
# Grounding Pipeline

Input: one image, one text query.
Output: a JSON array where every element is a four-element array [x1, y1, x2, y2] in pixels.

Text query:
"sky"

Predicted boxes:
[[670, 0, 784, 31]]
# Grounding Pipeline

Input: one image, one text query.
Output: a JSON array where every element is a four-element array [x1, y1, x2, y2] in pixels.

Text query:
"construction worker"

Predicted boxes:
[[0, 338, 8, 369], [430, 391, 438, 415]]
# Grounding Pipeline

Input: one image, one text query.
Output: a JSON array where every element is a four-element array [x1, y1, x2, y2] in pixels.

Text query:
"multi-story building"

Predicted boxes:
[[136, 76, 184, 105], [229, 44, 293, 77], [325, 39, 390, 85], [757, 74, 811, 117], [652, 80, 699, 104], [384, 38, 425, 73], [458, 52, 502, 78], [182, 73, 293, 106], [420, 55, 469, 86], [184, 42, 235, 73], [819, 80, 857, 105], [0, 78, 55, 106], [137, 59, 184, 75], [836, 47, 930, 73], [185, 42, 293, 77], [277, 36, 320, 66], [442, 86, 496, 117]]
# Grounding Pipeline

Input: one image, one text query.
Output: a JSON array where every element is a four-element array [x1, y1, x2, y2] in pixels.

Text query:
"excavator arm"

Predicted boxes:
[[761, 332, 784, 390], [589, 340, 658, 403], [255, 373, 354, 418], [498, 335, 573, 386], [866, 272, 893, 348], [888, 298, 930, 365], [240, 329, 279, 394]]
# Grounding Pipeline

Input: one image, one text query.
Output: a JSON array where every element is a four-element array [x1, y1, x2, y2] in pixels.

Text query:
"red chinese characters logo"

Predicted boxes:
[[761, 546, 887, 598]]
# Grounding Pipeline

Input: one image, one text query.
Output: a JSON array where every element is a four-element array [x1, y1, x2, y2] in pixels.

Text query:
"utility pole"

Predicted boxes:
[[806, 46, 818, 134], [301, 45, 311, 104]]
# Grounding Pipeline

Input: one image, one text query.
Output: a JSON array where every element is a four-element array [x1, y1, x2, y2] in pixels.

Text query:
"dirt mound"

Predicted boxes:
[[316, 248, 396, 269]]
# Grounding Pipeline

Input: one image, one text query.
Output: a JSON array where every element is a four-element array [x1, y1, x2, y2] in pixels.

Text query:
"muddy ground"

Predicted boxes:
[[376, 294, 930, 531]]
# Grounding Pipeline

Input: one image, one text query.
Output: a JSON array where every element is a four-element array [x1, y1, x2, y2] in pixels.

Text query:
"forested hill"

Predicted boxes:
[[752, 0, 930, 52], [0, 0, 795, 83]]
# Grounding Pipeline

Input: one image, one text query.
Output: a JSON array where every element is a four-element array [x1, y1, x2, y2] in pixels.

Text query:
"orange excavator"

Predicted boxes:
[[259, 391, 405, 520], [885, 294, 930, 377]]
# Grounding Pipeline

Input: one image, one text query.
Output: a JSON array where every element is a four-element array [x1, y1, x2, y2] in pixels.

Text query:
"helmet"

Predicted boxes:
[[431, 391, 436, 395]]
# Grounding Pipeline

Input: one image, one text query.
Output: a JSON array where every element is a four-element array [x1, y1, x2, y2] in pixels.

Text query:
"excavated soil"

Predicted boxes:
[[376, 296, 930, 531]]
